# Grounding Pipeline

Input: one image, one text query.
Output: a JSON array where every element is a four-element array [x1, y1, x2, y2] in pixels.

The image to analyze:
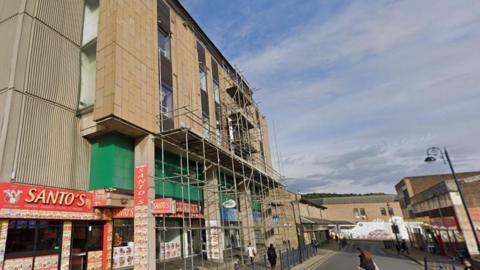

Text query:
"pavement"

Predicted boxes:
[[384, 246, 464, 269], [312, 240, 423, 270]]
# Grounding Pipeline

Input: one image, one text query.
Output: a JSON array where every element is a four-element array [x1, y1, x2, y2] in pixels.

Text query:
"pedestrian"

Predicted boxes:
[[357, 248, 379, 270], [247, 242, 256, 264], [312, 238, 319, 255], [267, 244, 277, 269], [234, 263, 241, 270], [400, 239, 409, 254], [341, 237, 347, 249]]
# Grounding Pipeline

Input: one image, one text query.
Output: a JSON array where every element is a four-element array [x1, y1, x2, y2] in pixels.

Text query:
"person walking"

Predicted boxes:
[[267, 244, 277, 269], [312, 239, 319, 255], [400, 239, 409, 254], [357, 248, 379, 270], [247, 242, 257, 264]]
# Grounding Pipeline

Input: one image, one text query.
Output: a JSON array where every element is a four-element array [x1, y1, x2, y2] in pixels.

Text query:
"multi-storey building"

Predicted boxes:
[[395, 172, 480, 257], [0, 0, 285, 269]]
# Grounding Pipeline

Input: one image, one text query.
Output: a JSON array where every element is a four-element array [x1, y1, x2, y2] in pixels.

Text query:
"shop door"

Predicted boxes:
[[70, 221, 104, 270]]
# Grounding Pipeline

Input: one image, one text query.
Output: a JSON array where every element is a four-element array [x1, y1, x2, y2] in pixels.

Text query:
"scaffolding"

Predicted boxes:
[[154, 60, 294, 269]]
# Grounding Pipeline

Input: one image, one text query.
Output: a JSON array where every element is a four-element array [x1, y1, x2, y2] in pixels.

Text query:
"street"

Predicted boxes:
[[315, 241, 422, 270]]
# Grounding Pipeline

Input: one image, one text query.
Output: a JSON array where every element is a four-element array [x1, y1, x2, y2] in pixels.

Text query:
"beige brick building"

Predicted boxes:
[[309, 195, 402, 223], [0, 0, 286, 269]]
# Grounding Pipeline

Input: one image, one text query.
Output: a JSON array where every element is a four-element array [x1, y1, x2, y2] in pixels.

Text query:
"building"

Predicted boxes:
[[396, 172, 480, 257], [309, 195, 402, 224], [297, 198, 329, 246], [0, 0, 286, 269], [395, 171, 480, 219]]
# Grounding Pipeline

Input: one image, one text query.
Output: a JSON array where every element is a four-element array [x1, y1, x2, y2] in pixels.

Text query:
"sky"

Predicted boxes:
[[181, 0, 480, 194]]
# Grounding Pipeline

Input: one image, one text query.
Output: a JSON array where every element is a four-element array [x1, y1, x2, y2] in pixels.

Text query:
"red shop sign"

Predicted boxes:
[[176, 201, 200, 214], [134, 165, 148, 206], [431, 216, 459, 230], [0, 183, 93, 212], [152, 198, 175, 214], [112, 207, 134, 218]]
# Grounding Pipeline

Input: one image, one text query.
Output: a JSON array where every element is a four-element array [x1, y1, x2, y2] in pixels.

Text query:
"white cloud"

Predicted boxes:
[[232, 0, 480, 193]]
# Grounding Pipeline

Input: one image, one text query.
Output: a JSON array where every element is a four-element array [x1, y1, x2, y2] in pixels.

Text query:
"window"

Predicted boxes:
[[158, 30, 171, 60], [380, 207, 387, 216], [199, 68, 207, 93], [353, 208, 359, 217], [388, 207, 395, 216], [160, 83, 173, 118], [359, 208, 366, 216], [113, 219, 134, 247], [5, 220, 63, 258], [78, 0, 99, 111]]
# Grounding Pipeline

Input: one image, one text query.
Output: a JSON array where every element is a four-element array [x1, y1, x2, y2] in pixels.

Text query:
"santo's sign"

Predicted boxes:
[[0, 183, 93, 212], [134, 164, 148, 206]]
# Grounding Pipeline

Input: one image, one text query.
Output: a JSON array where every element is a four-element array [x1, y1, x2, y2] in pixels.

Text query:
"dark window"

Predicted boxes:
[[5, 220, 63, 258], [388, 207, 395, 216], [113, 219, 134, 247], [380, 207, 387, 216], [36, 220, 62, 252], [359, 208, 366, 216]]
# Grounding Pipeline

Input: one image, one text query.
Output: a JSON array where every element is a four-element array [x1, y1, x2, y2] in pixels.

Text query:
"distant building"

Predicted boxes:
[[395, 171, 480, 219], [309, 195, 402, 223], [395, 172, 480, 257]]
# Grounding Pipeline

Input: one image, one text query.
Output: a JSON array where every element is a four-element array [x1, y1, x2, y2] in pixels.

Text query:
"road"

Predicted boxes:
[[315, 240, 422, 270]]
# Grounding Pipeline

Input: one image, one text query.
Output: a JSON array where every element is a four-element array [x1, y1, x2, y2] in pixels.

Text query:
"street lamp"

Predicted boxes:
[[387, 202, 400, 247], [424, 146, 480, 252]]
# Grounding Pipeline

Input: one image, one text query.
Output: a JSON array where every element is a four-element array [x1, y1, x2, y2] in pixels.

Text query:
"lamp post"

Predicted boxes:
[[424, 146, 480, 253], [388, 202, 400, 248]]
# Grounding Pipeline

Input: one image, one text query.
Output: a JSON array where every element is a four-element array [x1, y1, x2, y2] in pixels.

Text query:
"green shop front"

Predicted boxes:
[[89, 133, 206, 267]]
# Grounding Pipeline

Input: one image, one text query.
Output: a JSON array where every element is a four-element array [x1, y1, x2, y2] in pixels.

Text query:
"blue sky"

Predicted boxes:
[[181, 0, 480, 194]]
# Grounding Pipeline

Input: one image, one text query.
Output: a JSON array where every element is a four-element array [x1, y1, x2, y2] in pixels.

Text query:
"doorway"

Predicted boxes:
[[70, 221, 104, 270]]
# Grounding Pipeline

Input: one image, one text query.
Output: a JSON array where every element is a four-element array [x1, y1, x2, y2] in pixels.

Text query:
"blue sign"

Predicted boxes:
[[221, 208, 238, 222], [272, 215, 280, 224], [253, 211, 263, 224]]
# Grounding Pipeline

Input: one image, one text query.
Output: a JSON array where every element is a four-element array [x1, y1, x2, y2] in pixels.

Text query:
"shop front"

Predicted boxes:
[[0, 183, 109, 270], [430, 216, 467, 257], [152, 198, 204, 263]]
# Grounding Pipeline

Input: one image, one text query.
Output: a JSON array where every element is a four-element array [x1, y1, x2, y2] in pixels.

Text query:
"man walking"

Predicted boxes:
[[247, 242, 257, 264], [267, 244, 277, 269]]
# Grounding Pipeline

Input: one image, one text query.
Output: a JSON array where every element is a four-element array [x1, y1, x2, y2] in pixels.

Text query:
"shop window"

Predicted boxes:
[[113, 219, 134, 269], [5, 220, 63, 258], [36, 220, 62, 251]]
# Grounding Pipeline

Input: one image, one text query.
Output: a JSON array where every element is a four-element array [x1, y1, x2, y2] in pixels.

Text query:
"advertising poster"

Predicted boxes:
[[112, 244, 134, 269], [60, 221, 72, 270], [3, 257, 33, 270], [86, 251, 102, 270], [134, 164, 149, 270], [33, 255, 59, 270]]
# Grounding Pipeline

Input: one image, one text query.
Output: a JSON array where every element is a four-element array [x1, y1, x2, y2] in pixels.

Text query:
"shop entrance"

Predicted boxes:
[[70, 221, 104, 270]]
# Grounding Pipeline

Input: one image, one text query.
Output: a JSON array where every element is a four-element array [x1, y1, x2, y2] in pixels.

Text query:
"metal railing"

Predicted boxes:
[[424, 256, 457, 270]]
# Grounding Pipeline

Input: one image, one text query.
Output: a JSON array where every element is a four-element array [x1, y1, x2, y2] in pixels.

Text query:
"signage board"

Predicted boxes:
[[112, 207, 134, 218], [152, 198, 175, 214], [0, 183, 93, 213], [222, 199, 236, 209], [220, 208, 238, 222], [134, 165, 148, 206]]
